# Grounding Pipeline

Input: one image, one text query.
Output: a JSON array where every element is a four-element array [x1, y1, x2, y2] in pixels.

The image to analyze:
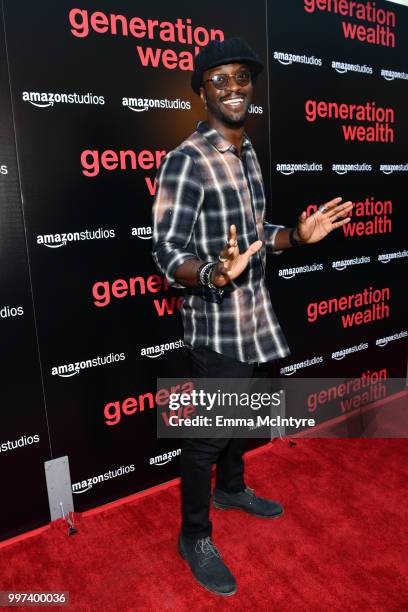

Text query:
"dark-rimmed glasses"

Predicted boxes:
[[202, 70, 251, 90]]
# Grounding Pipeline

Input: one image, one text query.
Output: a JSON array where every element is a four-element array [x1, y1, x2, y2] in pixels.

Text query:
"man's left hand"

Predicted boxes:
[[295, 197, 354, 244]]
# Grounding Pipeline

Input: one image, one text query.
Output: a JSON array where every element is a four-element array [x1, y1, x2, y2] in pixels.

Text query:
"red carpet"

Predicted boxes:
[[1, 439, 407, 611]]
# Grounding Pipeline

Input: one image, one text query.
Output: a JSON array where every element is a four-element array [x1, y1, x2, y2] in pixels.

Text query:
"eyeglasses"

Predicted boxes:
[[203, 70, 251, 90]]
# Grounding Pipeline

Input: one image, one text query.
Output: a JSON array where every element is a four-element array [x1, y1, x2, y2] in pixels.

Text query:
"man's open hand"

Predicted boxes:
[[296, 197, 354, 244], [211, 224, 262, 288]]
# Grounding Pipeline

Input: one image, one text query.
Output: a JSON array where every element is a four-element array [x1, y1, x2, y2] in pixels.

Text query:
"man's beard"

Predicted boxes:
[[207, 98, 249, 128]]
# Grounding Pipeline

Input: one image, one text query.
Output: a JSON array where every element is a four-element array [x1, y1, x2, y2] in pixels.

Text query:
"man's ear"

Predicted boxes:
[[199, 86, 207, 108]]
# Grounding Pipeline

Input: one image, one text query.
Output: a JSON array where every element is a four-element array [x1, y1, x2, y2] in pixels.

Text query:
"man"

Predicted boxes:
[[152, 37, 353, 596]]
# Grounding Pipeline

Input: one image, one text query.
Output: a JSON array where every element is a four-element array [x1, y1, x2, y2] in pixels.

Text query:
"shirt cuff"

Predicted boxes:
[[156, 252, 199, 288], [266, 224, 285, 255]]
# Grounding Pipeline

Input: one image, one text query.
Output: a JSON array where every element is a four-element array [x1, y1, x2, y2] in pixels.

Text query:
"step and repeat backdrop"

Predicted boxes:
[[0, 0, 407, 541]]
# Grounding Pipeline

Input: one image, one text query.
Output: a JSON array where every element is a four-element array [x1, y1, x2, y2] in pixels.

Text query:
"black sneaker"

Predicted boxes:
[[213, 486, 284, 518], [178, 533, 237, 596]]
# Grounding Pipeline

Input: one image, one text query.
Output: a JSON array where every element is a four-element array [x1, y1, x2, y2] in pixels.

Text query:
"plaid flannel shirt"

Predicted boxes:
[[152, 121, 290, 364]]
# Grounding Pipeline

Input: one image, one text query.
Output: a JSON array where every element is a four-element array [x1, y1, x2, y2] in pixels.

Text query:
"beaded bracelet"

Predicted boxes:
[[197, 262, 214, 286], [197, 261, 224, 298]]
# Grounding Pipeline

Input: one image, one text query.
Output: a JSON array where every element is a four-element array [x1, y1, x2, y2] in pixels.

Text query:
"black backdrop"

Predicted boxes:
[[0, 0, 407, 541]]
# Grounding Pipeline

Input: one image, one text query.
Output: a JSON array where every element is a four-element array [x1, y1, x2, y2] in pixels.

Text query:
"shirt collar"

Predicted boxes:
[[196, 121, 252, 155]]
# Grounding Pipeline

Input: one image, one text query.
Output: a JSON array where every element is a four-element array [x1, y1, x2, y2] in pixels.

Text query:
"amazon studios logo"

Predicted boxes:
[[276, 162, 323, 175], [332, 342, 369, 360], [132, 226, 152, 240], [332, 256, 370, 271], [376, 330, 407, 348], [72, 464, 135, 494], [149, 448, 181, 466], [141, 339, 184, 358], [122, 96, 191, 112], [52, 352, 125, 377], [273, 50, 322, 67], [333, 163, 372, 174], [37, 228, 115, 248], [378, 250, 408, 263], [1, 434, 40, 454], [379, 164, 408, 174], [381, 68, 408, 82], [278, 263, 323, 279], [331, 60, 373, 75], [1, 305, 24, 319], [280, 355, 323, 376], [22, 91, 105, 108]]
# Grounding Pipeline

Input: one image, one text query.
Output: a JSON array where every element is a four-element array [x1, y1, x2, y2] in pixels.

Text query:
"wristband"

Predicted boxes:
[[289, 227, 304, 247], [197, 261, 224, 298], [206, 264, 219, 290], [207, 264, 224, 298], [197, 262, 213, 286]]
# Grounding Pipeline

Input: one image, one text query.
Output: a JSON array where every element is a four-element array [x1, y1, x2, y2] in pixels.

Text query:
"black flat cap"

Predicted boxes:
[[191, 37, 264, 95]]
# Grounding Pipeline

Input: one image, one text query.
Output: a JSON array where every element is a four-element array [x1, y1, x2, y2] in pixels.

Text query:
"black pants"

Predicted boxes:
[[180, 346, 255, 541]]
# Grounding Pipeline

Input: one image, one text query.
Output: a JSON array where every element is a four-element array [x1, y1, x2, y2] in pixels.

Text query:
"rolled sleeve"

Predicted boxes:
[[263, 222, 286, 255], [152, 150, 204, 286]]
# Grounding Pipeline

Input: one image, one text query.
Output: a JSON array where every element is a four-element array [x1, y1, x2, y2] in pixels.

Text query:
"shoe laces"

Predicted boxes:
[[195, 536, 221, 562]]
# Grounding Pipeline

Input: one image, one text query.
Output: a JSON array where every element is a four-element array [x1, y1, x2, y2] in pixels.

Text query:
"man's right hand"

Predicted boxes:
[[211, 224, 263, 288]]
